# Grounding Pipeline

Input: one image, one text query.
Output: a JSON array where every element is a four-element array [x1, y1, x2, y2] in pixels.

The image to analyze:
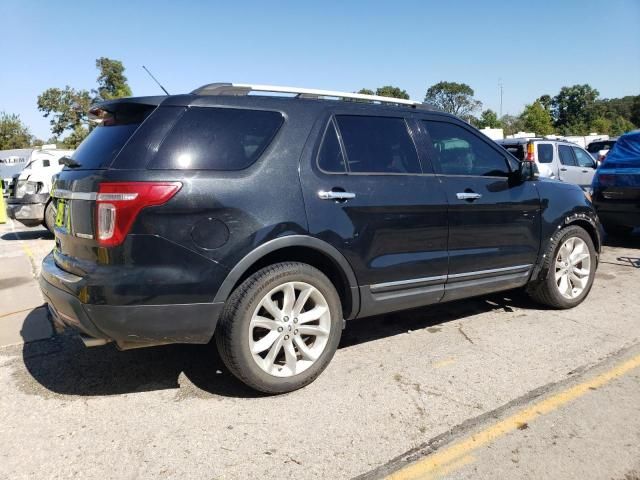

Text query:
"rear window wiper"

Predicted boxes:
[[60, 156, 81, 168]]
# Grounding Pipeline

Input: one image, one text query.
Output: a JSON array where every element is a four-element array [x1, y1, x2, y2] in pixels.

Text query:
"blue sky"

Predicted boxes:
[[1, 0, 639, 140]]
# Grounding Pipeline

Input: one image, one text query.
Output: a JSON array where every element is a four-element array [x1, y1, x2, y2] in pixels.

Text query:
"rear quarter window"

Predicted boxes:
[[71, 123, 141, 169], [149, 107, 284, 170]]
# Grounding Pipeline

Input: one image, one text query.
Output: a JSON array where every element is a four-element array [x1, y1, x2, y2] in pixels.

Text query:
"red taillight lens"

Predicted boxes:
[[526, 142, 535, 162], [96, 182, 182, 246], [596, 174, 616, 187]]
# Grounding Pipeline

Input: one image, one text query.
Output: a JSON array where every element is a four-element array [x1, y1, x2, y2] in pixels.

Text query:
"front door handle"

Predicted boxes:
[[560, 167, 568, 171], [318, 190, 356, 201], [456, 192, 482, 200]]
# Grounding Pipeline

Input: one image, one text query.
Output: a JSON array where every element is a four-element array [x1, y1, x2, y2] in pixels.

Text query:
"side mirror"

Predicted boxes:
[[511, 160, 538, 184]]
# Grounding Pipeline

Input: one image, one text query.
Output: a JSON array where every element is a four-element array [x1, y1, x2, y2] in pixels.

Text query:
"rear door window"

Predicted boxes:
[[150, 107, 283, 170], [317, 120, 347, 173], [423, 120, 511, 177], [334, 115, 421, 174], [537, 143, 554, 164], [558, 145, 577, 166]]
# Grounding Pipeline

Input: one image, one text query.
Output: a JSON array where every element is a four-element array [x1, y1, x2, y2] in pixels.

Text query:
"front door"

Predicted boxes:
[[418, 117, 541, 302], [300, 113, 449, 317]]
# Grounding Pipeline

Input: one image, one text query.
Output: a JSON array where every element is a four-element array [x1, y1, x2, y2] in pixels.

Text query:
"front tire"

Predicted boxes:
[[43, 201, 56, 233], [215, 262, 343, 394], [527, 225, 596, 309]]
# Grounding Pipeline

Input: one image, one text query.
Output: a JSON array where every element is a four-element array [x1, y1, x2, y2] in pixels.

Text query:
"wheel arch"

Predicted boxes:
[[213, 236, 360, 320]]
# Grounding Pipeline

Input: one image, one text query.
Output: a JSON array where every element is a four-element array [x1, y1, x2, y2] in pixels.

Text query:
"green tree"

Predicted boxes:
[[500, 114, 525, 136], [551, 84, 600, 133], [424, 81, 481, 117], [0, 112, 34, 149], [590, 117, 612, 135], [475, 109, 502, 129], [37, 86, 92, 147], [631, 96, 640, 127], [375, 85, 410, 100], [357, 88, 374, 95], [521, 101, 554, 135], [94, 57, 132, 101], [37, 57, 133, 147]]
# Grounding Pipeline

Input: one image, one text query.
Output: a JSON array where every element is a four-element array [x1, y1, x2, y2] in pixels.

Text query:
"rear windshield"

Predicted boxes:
[[587, 141, 615, 153], [149, 107, 284, 170], [501, 144, 524, 161], [70, 123, 141, 169]]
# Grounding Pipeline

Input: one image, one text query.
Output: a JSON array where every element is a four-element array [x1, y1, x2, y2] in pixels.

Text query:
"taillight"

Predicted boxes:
[[526, 142, 535, 162], [96, 182, 182, 246], [595, 174, 616, 187]]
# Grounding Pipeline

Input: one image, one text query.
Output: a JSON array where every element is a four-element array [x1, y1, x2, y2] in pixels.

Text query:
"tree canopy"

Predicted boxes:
[[475, 109, 502, 129], [0, 112, 34, 149], [521, 101, 554, 135], [37, 57, 132, 148], [424, 81, 481, 117], [357, 86, 410, 99]]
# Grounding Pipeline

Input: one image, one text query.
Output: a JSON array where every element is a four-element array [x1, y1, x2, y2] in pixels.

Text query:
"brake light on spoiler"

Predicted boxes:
[[96, 182, 182, 246]]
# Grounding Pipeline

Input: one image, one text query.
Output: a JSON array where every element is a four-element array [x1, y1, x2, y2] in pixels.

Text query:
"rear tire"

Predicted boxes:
[[43, 201, 56, 233], [527, 225, 596, 309], [215, 262, 343, 394]]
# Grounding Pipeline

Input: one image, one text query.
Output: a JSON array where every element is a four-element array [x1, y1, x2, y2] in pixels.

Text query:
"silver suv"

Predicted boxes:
[[497, 138, 597, 191]]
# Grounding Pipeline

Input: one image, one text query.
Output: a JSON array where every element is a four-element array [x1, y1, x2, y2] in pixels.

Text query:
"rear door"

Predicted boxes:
[[300, 112, 449, 317], [419, 117, 541, 301], [571, 146, 597, 188], [557, 144, 583, 185]]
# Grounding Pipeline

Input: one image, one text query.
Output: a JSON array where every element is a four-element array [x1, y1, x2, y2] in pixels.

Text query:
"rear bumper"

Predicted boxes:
[[39, 252, 224, 345], [593, 201, 640, 228]]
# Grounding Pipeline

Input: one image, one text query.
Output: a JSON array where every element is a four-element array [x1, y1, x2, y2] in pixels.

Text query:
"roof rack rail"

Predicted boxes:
[[191, 82, 433, 109]]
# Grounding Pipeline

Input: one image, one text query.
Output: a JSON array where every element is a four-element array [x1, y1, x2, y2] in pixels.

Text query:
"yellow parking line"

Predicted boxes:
[[387, 352, 640, 480]]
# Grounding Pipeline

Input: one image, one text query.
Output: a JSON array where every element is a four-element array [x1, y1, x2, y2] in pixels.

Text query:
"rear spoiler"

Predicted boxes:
[[88, 96, 167, 125]]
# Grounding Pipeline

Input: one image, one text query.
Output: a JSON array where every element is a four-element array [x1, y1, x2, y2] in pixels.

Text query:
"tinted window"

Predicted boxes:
[[501, 144, 524, 161], [573, 147, 595, 168], [335, 116, 420, 174], [558, 145, 576, 166], [537, 144, 554, 164], [423, 121, 510, 177], [318, 120, 346, 172], [71, 123, 141, 169], [587, 141, 614, 153], [151, 107, 283, 170]]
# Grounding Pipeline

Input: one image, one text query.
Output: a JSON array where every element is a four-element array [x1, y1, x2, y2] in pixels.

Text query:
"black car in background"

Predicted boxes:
[[39, 83, 601, 393], [592, 131, 640, 236]]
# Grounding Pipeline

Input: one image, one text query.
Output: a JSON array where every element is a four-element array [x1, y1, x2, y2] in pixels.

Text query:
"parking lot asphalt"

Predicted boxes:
[[0, 222, 639, 479]]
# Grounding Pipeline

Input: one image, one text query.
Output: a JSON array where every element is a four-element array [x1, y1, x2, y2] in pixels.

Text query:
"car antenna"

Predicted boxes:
[[142, 65, 170, 95]]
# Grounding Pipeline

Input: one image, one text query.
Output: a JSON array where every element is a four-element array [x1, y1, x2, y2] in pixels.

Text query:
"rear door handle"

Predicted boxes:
[[560, 167, 568, 171], [456, 192, 482, 200], [318, 190, 356, 201]]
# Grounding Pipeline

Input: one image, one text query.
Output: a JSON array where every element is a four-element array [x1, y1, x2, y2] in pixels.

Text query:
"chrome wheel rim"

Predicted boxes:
[[249, 281, 331, 377], [554, 237, 591, 299]]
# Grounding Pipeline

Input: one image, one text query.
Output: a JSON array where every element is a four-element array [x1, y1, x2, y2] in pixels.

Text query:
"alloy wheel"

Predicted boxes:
[[554, 237, 592, 299], [249, 281, 331, 377]]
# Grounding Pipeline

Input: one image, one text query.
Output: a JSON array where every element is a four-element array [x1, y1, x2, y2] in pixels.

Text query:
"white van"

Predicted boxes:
[[6, 147, 74, 231]]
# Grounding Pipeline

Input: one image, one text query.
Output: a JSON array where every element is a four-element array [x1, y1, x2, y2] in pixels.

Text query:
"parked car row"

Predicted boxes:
[[3, 147, 72, 231], [40, 83, 603, 394]]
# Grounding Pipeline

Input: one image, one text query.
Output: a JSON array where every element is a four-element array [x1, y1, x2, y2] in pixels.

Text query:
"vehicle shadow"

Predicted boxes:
[[21, 289, 539, 399], [1, 229, 53, 241]]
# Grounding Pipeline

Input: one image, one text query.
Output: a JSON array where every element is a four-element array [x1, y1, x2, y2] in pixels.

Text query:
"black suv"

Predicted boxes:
[[40, 83, 601, 393]]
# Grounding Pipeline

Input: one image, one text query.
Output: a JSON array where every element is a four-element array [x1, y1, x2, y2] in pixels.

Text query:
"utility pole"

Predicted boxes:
[[498, 79, 503, 118]]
